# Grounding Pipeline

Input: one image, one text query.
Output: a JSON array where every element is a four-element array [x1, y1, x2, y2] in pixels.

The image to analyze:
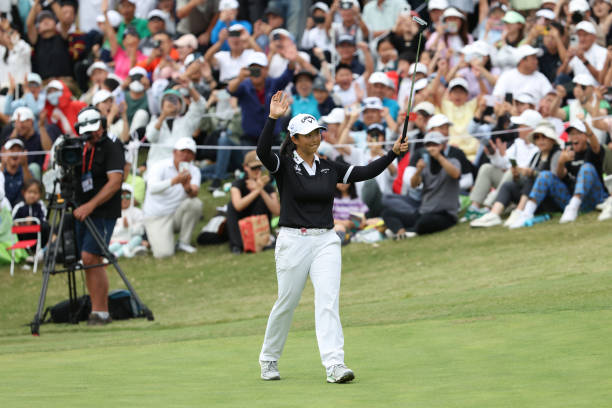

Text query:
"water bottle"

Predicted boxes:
[[524, 214, 550, 227]]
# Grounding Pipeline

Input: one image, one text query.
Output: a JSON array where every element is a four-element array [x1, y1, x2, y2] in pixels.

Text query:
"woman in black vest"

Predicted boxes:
[[256, 91, 408, 383]]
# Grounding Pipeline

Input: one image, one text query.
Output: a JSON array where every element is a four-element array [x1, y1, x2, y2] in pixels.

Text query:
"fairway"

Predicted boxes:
[[1, 209, 611, 407]]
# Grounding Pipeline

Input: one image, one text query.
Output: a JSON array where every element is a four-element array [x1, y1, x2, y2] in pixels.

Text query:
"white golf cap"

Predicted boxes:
[[76, 108, 103, 135], [573, 73, 597, 86], [174, 34, 198, 49], [147, 9, 167, 21], [184, 53, 203, 67], [413, 78, 429, 92], [532, 121, 563, 145], [288, 114, 326, 136], [219, 0, 239, 11], [97, 10, 122, 28], [311, 1, 330, 13], [510, 109, 542, 129], [408, 62, 428, 75], [321, 107, 345, 124], [87, 61, 109, 77], [423, 131, 447, 145], [414, 101, 435, 116], [469, 40, 491, 56], [228, 23, 245, 32], [128, 66, 148, 78], [121, 183, 134, 194], [448, 77, 469, 91], [535, 8, 556, 20], [502, 10, 525, 24], [428, 0, 449, 10], [27, 72, 42, 85], [541, 0, 558, 4], [4, 138, 24, 150], [575, 21, 596, 35], [174, 137, 197, 153], [514, 92, 536, 105], [362, 96, 384, 110], [442, 7, 465, 20], [46, 80, 63, 92], [566, 119, 587, 133], [368, 72, 389, 85], [569, 0, 590, 13], [426, 114, 453, 131], [12, 106, 35, 122], [248, 51, 268, 67], [270, 28, 294, 41], [92, 89, 113, 106], [515, 44, 543, 61]]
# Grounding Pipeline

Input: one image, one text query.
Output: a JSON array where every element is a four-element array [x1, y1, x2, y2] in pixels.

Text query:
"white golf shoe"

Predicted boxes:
[[260, 360, 280, 381], [503, 209, 522, 227], [326, 364, 355, 383], [470, 212, 502, 228]]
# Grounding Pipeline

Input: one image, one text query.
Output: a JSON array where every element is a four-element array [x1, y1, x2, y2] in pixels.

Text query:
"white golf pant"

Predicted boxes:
[[260, 227, 345, 368]]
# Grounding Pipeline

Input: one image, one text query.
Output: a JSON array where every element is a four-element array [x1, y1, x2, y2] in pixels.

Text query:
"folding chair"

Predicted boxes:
[[8, 217, 42, 277]]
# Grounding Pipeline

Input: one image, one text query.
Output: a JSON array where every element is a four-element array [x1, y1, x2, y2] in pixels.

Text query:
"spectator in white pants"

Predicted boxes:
[[143, 138, 203, 257]]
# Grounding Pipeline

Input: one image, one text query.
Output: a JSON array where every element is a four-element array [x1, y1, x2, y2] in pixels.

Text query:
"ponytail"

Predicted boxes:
[[280, 134, 297, 158]]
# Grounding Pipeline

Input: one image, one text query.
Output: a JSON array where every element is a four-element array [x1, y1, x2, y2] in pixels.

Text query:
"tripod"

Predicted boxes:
[[30, 179, 154, 335]]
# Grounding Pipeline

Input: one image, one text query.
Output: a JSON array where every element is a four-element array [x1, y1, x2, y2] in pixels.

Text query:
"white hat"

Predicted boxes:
[[311, 1, 330, 13], [408, 62, 428, 75], [448, 77, 468, 91], [219, 0, 239, 11], [532, 121, 563, 145], [515, 44, 543, 61], [92, 89, 113, 106], [467, 40, 491, 57], [27, 72, 42, 85], [184, 53, 203, 67], [442, 7, 465, 20], [174, 137, 197, 153], [535, 9, 556, 20], [340, 0, 360, 11], [128, 66, 148, 78], [423, 131, 447, 145], [541, 0, 558, 3], [96, 10, 122, 28], [368, 72, 389, 85], [121, 183, 134, 194], [147, 9, 167, 21], [269, 28, 294, 41], [12, 106, 34, 122], [248, 52, 268, 67], [510, 109, 542, 129], [76, 108, 103, 135], [46, 80, 63, 92], [428, 0, 449, 10], [321, 108, 345, 124], [288, 114, 326, 136], [569, 0, 590, 13], [87, 61, 109, 77], [566, 119, 587, 133], [174, 34, 198, 49], [573, 73, 597, 86], [228, 23, 245, 32], [575, 21, 596, 35], [4, 139, 24, 150], [426, 114, 453, 131], [362, 96, 384, 111], [414, 101, 435, 116], [514, 92, 536, 105], [413, 78, 429, 92]]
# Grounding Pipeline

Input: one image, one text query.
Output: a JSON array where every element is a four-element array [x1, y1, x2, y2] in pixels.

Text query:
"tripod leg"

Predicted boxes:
[[82, 217, 154, 321]]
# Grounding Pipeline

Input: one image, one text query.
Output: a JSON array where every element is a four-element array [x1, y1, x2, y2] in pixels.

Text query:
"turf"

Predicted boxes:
[[0, 203, 611, 407]]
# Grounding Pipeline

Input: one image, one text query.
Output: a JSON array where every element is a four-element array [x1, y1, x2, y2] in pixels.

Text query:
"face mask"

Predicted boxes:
[[47, 91, 61, 106], [129, 81, 145, 93], [445, 21, 459, 34], [10, 33, 19, 45]]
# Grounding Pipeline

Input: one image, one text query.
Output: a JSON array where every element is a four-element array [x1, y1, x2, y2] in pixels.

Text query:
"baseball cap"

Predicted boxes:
[[128, 66, 148, 78], [573, 73, 597, 86], [174, 34, 198, 49], [243, 150, 263, 167], [510, 109, 543, 129], [87, 61, 109, 77], [362, 97, 384, 111], [566, 119, 587, 133], [288, 114, 326, 136], [12, 107, 35, 122], [413, 78, 429, 92], [414, 101, 435, 116], [147, 9, 167, 21], [46, 80, 64, 92], [311, 1, 330, 13], [515, 44, 543, 61], [174, 137, 197, 153], [408, 62, 428, 75], [367, 123, 385, 135], [321, 108, 345, 124], [337, 34, 356, 45], [96, 10, 122, 28], [312, 76, 328, 91], [76, 108, 103, 135], [228, 24, 245, 33], [124, 25, 140, 38], [184, 53, 203, 67], [514, 92, 536, 105], [575, 21, 596, 35], [502, 10, 525, 24], [340, 0, 360, 10], [219, 0, 239, 11], [248, 52, 268, 67], [467, 40, 491, 57], [4, 138, 24, 150], [569, 0, 590, 13], [423, 131, 447, 145], [448, 77, 468, 91], [442, 7, 465, 21], [27, 72, 42, 86], [92, 89, 113, 106], [264, 5, 283, 16], [269, 28, 295, 42], [532, 121, 563, 145], [121, 183, 134, 194], [428, 0, 449, 10], [368, 72, 389, 85], [426, 114, 453, 131], [535, 8, 556, 20], [294, 70, 315, 83]]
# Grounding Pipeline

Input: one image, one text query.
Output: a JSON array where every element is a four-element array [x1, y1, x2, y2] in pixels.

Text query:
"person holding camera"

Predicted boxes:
[[72, 107, 125, 326], [257, 91, 409, 383]]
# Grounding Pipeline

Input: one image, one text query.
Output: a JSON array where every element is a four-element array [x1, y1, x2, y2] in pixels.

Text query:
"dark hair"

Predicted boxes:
[[335, 63, 352, 75], [279, 134, 297, 157], [103, 77, 120, 92], [376, 35, 394, 51], [22, 179, 44, 195], [443, 17, 469, 46], [334, 182, 358, 199]]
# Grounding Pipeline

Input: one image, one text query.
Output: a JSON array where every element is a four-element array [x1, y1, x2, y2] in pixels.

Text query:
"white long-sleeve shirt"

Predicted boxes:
[[143, 159, 201, 217], [488, 138, 539, 170], [111, 206, 145, 243]]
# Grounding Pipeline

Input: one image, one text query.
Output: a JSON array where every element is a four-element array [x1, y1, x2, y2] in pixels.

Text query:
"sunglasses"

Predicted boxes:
[[249, 165, 263, 171], [121, 193, 132, 199], [571, 141, 580, 145]]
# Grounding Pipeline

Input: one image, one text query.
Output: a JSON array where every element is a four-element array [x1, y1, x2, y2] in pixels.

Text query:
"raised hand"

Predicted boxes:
[[392, 134, 410, 155], [269, 91, 289, 119]]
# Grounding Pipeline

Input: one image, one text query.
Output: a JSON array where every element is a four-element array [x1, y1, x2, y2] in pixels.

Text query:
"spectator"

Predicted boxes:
[[426, 7, 473, 66], [267, 29, 315, 78], [205, 24, 261, 83], [253, 6, 286, 52], [333, 181, 369, 242], [140, 9, 169, 56], [116, 0, 151, 46], [327, 0, 369, 44], [1, 139, 32, 207], [4, 73, 45, 121], [335, 34, 367, 75], [42, 80, 87, 137], [81, 62, 110, 105], [175, 0, 217, 44], [312, 76, 340, 117], [92, 89, 129, 143], [362, 0, 410, 38], [11, 179, 50, 249], [226, 150, 280, 254], [558, 21, 606, 83], [0, 20, 31, 88], [138, 31, 180, 77], [143, 137, 203, 257], [174, 34, 198, 66], [109, 183, 147, 258], [103, 8, 147, 80], [122, 66, 150, 135], [290, 70, 319, 119], [301, 3, 332, 54], [211, 0, 253, 51], [368, 72, 400, 121]]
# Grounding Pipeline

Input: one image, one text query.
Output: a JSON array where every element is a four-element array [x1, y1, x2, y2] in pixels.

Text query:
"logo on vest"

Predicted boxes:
[[321, 168, 330, 174], [294, 163, 303, 175]]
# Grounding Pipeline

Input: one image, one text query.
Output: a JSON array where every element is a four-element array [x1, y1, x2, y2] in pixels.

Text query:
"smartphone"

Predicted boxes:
[[509, 158, 517, 168], [504, 93, 513, 104], [422, 152, 430, 167], [179, 162, 190, 173]]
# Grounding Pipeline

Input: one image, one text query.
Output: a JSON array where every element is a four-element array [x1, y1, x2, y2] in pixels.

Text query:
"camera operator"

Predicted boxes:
[[73, 107, 125, 326]]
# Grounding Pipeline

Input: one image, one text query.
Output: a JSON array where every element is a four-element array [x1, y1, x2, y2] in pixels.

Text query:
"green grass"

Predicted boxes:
[[0, 192, 611, 407]]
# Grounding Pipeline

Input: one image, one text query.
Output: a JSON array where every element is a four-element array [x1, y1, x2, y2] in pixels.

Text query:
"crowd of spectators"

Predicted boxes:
[[1, 0, 612, 260]]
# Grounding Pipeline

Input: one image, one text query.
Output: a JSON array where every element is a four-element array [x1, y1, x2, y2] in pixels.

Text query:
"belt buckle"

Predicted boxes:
[[300, 227, 307, 235]]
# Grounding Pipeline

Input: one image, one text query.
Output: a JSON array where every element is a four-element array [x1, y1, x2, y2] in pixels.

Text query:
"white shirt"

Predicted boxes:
[[301, 26, 332, 52], [78, 0, 117, 33], [362, 0, 410, 33], [333, 76, 366, 107], [111, 205, 145, 243], [143, 159, 201, 217], [0, 40, 31, 88], [568, 43, 607, 83], [492, 68, 553, 104], [214, 49, 258, 83], [342, 147, 395, 197], [267, 51, 311, 78], [488, 138, 539, 170]]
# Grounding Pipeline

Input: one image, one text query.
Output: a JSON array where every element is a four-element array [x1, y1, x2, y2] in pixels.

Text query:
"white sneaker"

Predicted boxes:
[[598, 199, 612, 221], [326, 364, 355, 383], [559, 205, 579, 224], [596, 196, 612, 211], [504, 209, 522, 227], [132, 245, 148, 256], [176, 242, 197, 254], [470, 212, 502, 228], [122, 246, 135, 258], [508, 212, 532, 229], [260, 360, 280, 381]]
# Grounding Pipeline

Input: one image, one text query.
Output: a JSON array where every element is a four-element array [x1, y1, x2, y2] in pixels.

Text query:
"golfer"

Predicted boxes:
[[257, 91, 409, 383]]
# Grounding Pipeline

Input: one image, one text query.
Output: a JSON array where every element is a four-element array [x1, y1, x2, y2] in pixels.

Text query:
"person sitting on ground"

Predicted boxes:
[[510, 119, 609, 228], [109, 183, 147, 258], [142, 138, 203, 257], [1, 139, 33, 208], [225, 151, 280, 254], [471, 121, 563, 228]]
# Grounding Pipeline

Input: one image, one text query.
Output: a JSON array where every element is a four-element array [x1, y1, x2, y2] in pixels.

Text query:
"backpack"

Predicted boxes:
[[43, 289, 141, 323]]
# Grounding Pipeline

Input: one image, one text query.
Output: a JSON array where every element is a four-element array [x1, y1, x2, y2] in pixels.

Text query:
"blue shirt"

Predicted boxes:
[[4, 167, 24, 207], [210, 20, 253, 52], [231, 69, 294, 140], [291, 94, 320, 120], [383, 98, 400, 121]]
